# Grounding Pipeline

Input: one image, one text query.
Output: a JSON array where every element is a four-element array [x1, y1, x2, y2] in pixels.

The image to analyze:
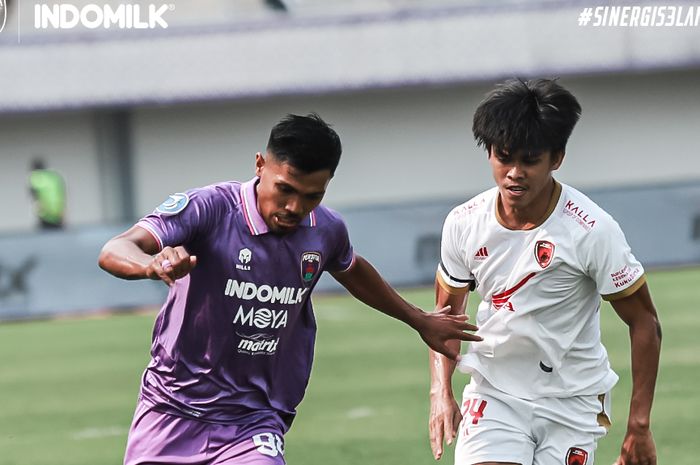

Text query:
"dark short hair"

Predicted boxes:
[[267, 113, 342, 175], [472, 78, 582, 155]]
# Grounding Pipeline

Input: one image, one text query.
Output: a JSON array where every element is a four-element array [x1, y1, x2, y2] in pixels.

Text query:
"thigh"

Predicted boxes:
[[125, 402, 287, 465], [454, 383, 535, 465], [213, 432, 286, 465], [532, 393, 610, 465], [532, 433, 597, 465], [473, 463, 521, 465], [124, 402, 210, 465]]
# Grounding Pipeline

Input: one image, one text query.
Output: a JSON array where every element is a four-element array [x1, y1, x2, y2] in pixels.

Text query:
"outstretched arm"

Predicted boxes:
[[98, 225, 197, 285], [429, 281, 469, 460], [331, 254, 480, 360], [610, 282, 661, 465]]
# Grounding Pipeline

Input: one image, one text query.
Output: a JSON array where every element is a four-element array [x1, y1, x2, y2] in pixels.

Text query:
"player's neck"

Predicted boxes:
[[497, 179, 559, 230]]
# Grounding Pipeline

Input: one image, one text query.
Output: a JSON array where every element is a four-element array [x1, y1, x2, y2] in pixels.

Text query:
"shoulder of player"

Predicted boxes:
[[446, 187, 495, 224], [159, 182, 241, 217], [190, 181, 242, 206], [556, 183, 619, 236], [310, 204, 345, 229]]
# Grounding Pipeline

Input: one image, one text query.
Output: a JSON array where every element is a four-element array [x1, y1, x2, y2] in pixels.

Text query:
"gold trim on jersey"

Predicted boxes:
[[495, 179, 562, 230], [436, 271, 470, 296], [597, 394, 612, 431], [601, 274, 646, 301]]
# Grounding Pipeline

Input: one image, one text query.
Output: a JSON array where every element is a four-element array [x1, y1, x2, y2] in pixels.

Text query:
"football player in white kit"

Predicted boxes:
[[428, 79, 661, 465]]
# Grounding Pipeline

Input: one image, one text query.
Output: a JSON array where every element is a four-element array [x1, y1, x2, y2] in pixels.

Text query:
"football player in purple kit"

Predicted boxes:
[[99, 113, 478, 465]]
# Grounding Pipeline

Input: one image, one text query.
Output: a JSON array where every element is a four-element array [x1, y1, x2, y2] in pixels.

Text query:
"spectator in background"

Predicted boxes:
[[29, 157, 66, 229]]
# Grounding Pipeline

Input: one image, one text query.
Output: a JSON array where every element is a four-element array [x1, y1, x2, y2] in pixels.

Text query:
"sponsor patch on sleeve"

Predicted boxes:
[[156, 193, 190, 215]]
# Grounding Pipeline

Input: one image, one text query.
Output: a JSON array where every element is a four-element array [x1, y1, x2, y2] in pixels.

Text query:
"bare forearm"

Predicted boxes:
[[627, 317, 662, 430], [333, 256, 422, 328], [99, 238, 154, 280], [430, 347, 459, 397], [430, 285, 468, 397]]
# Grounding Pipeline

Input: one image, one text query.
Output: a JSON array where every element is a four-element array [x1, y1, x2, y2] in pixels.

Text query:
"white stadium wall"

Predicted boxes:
[[131, 70, 700, 215], [0, 71, 700, 231], [1, 69, 699, 232], [1, 69, 699, 317]]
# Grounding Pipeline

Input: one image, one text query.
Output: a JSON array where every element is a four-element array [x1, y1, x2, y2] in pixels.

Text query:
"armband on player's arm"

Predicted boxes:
[[436, 262, 475, 298]]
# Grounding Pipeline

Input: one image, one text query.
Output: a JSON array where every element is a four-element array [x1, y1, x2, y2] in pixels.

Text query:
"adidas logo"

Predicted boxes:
[[474, 246, 489, 260]]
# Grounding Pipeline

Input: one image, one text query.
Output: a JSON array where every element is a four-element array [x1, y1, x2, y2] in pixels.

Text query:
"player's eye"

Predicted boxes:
[[276, 184, 295, 194], [306, 193, 324, 202], [495, 151, 511, 163]]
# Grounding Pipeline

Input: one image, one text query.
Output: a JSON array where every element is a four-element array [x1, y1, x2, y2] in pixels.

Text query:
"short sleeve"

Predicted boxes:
[[580, 216, 646, 301], [325, 216, 355, 273], [437, 210, 475, 295], [137, 188, 217, 250]]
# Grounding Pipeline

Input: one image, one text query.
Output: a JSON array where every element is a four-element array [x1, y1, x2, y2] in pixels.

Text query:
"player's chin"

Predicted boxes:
[[270, 222, 299, 235], [272, 215, 302, 232]]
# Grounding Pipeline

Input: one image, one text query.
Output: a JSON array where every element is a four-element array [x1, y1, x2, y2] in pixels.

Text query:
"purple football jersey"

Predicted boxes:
[[136, 177, 354, 430]]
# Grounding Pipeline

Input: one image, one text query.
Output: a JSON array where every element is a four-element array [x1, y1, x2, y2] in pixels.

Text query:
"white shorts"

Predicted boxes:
[[454, 376, 611, 465]]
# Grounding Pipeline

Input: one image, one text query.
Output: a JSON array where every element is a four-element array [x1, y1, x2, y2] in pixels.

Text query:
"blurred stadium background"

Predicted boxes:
[[0, 0, 699, 463]]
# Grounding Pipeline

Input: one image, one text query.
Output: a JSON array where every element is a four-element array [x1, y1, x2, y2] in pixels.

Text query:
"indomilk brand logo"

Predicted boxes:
[[224, 280, 308, 305], [34, 3, 173, 29]]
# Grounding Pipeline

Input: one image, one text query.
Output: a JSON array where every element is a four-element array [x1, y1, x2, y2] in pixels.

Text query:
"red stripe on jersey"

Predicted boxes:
[[492, 272, 537, 301]]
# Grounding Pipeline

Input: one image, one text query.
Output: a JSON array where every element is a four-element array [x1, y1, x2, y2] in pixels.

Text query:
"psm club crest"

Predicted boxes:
[[535, 240, 555, 269], [565, 447, 588, 465]]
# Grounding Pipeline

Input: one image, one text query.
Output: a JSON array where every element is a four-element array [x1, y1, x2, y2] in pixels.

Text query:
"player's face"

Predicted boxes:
[[255, 152, 332, 234], [489, 146, 563, 215]]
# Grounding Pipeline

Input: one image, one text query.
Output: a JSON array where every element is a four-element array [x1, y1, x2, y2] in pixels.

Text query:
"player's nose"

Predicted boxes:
[[506, 162, 525, 179], [285, 196, 304, 216]]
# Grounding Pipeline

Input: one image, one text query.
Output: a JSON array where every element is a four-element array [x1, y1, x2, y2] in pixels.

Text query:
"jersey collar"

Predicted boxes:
[[240, 177, 317, 236], [495, 179, 562, 230]]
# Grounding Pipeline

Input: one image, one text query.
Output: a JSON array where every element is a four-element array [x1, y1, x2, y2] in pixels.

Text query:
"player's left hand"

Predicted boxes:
[[613, 427, 657, 465], [417, 306, 482, 360]]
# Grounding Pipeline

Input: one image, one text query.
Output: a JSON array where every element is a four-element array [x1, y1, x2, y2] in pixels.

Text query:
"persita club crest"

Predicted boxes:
[[535, 240, 555, 269], [301, 252, 321, 283]]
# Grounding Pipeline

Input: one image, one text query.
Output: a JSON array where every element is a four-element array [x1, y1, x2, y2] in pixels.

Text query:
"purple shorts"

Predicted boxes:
[[124, 401, 286, 465]]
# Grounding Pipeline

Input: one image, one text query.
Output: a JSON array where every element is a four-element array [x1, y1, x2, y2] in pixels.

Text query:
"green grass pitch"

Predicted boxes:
[[0, 267, 698, 464]]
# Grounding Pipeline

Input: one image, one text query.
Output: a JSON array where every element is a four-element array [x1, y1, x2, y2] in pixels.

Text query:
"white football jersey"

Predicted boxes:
[[438, 181, 645, 400]]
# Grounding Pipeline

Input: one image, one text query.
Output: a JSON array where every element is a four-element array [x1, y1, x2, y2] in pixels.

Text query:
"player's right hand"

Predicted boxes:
[[147, 246, 197, 285], [418, 305, 482, 360], [428, 394, 462, 460], [429, 393, 462, 460]]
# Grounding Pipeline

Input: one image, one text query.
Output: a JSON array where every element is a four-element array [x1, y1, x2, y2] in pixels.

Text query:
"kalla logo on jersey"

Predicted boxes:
[[565, 447, 588, 465], [535, 240, 555, 269], [301, 252, 321, 283], [156, 193, 189, 215]]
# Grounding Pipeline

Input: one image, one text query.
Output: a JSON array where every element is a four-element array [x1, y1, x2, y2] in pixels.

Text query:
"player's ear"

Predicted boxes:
[[550, 150, 565, 170], [255, 152, 265, 177]]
